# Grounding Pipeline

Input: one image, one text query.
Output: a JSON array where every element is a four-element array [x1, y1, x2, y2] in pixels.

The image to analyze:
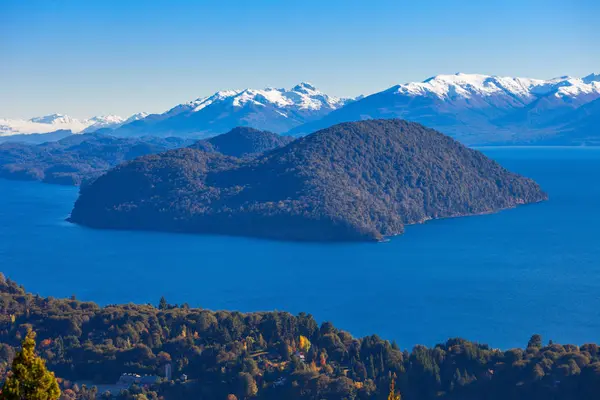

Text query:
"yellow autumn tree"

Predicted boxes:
[[299, 335, 311, 353], [388, 373, 401, 400]]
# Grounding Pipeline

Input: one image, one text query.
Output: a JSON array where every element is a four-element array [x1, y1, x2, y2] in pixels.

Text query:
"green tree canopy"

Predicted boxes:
[[159, 296, 168, 310], [0, 331, 60, 400], [527, 334, 543, 350]]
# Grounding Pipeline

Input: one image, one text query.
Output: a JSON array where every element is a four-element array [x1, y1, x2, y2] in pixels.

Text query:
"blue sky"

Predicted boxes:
[[1, 0, 598, 119]]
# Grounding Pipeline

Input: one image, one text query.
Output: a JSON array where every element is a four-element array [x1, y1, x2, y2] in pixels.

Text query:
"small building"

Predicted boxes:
[[118, 373, 141, 385], [117, 373, 160, 386]]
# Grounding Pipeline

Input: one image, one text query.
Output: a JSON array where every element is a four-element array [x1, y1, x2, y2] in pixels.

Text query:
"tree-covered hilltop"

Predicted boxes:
[[190, 127, 295, 158], [70, 119, 547, 242], [1, 275, 599, 400], [0, 133, 192, 186]]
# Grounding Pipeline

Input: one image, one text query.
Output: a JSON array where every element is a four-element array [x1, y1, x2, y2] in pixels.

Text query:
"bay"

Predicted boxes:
[[1, 147, 599, 349]]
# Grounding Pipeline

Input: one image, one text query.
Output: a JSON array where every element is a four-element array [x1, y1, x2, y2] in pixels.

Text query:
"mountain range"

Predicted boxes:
[[107, 82, 355, 138], [0, 112, 148, 141], [2, 73, 599, 145], [288, 73, 600, 144]]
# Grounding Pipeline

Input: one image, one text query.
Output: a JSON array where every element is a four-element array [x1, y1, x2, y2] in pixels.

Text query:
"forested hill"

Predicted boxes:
[[1, 275, 599, 400], [0, 128, 292, 187], [190, 127, 295, 158], [0, 133, 193, 186], [70, 119, 547, 241]]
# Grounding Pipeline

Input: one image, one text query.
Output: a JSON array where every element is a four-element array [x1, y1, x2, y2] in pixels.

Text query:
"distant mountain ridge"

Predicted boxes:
[[69, 119, 547, 242], [3, 73, 598, 145], [0, 112, 148, 139], [289, 73, 600, 145], [109, 82, 355, 139], [0, 133, 192, 185]]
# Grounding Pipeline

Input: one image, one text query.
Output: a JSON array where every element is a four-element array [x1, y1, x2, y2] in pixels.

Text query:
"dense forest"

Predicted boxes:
[[70, 119, 547, 241], [0, 128, 292, 187], [1, 274, 599, 400], [0, 133, 192, 186], [190, 127, 294, 158]]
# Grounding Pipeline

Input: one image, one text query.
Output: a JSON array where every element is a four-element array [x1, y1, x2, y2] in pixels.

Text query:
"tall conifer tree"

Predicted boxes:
[[0, 331, 60, 400]]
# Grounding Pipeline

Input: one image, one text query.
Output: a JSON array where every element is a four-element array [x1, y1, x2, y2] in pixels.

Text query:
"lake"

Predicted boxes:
[[1, 147, 599, 350]]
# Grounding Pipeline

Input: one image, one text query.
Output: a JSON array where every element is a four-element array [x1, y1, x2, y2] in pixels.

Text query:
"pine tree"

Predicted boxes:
[[368, 357, 376, 379], [527, 334, 543, 350], [158, 296, 168, 310], [0, 331, 61, 400]]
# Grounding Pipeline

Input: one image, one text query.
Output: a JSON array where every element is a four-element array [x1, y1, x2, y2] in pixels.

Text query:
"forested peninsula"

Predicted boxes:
[[70, 119, 547, 241]]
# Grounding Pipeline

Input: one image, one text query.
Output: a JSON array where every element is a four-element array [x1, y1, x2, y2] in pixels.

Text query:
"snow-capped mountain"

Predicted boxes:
[[0, 114, 87, 136], [391, 73, 600, 102], [111, 83, 356, 138], [583, 73, 600, 84], [123, 112, 150, 124], [29, 113, 79, 125], [81, 115, 125, 133], [0, 83, 352, 142], [3, 74, 598, 145], [289, 73, 600, 145], [0, 113, 147, 138], [167, 83, 348, 116]]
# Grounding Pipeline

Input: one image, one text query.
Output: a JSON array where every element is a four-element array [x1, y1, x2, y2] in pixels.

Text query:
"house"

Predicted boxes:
[[118, 373, 141, 385], [117, 373, 160, 386]]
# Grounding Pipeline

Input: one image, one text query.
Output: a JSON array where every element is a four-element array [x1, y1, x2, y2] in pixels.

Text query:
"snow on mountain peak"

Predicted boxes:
[[395, 73, 600, 102], [553, 78, 600, 98], [123, 112, 150, 123], [80, 115, 126, 133], [88, 115, 125, 124], [29, 113, 76, 125], [399, 73, 540, 100], [0, 113, 135, 136], [171, 83, 353, 115], [292, 82, 318, 92], [0, 114, 89, 136]]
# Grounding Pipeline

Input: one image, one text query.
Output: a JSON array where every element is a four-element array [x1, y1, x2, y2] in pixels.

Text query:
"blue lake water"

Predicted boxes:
[[1, 147, 600, 350]]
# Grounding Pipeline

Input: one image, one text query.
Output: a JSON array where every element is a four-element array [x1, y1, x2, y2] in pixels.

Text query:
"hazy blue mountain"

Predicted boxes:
[[537, 97, 600, 145], [0, 133, 192, 185], [0, 113, 149, 143], [0, 127, 292, 186], [0, 129, 75, 144]]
